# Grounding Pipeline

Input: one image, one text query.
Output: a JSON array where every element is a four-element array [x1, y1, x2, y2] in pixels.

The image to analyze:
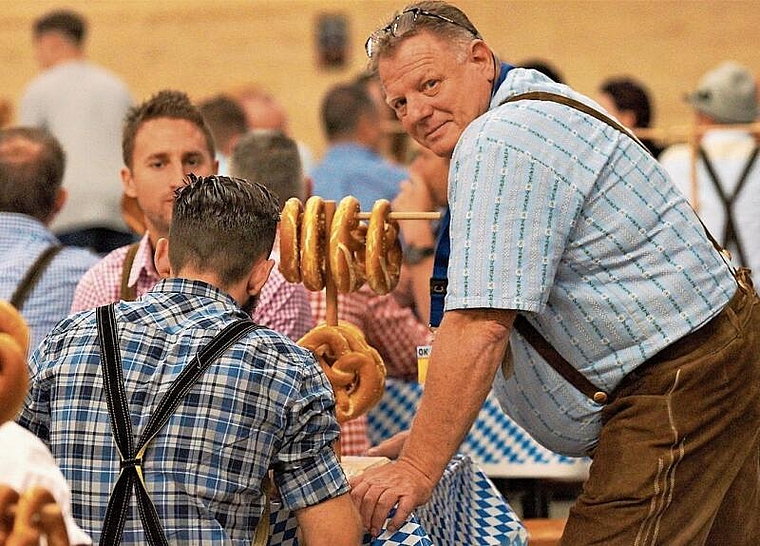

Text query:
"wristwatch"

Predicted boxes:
[[403, 245, 436, 265]]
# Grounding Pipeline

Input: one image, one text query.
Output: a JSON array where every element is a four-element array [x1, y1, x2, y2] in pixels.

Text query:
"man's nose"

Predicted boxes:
[[406, 95, 433, 124]]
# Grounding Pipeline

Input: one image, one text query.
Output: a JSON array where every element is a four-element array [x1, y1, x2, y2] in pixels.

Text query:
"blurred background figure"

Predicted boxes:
[[19, 9, 134, 254], [660, 61, 759, 285], [310, 82, 407, 211], [230, 83, 314, 174], [598, 76, 664, 157], [518, 58, 565, 84], [0, 126, 98, 352], [0, 98, 12, 129], [198, 94, 248, 176]]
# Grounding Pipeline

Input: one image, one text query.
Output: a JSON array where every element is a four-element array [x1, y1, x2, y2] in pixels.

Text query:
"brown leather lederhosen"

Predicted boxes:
[[10, 245, 62, 310]]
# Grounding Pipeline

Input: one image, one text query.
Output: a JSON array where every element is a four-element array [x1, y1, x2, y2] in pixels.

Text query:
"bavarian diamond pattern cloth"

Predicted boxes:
[[368, 379, 585, 470], [267, 454, 527, 545]]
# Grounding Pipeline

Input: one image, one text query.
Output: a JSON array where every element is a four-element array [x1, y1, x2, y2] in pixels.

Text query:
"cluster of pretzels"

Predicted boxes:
[[279, 195, 403, 296], [0, 486, 69, 546]]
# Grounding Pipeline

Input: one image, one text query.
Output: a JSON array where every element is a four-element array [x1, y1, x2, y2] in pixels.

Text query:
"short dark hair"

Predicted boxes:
[[519, 59, 565, 84], [320, 83, 377, 141], [198, 95, 248, 154], [33, 9, 87, 45], [122, 90, 215, 169], [367, 1, 480, 72], [0, 126, 65, 221], [169, 174, 280, 287], [230, 130, 304, 204], [600, 77, 653, 128]]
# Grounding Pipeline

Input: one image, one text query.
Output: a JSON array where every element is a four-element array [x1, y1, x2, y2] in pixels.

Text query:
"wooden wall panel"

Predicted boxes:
[[1, 1, 757, 158]]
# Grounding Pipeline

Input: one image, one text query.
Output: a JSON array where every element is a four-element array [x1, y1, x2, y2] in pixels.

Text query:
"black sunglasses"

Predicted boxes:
[[365, 8, 479, 58]]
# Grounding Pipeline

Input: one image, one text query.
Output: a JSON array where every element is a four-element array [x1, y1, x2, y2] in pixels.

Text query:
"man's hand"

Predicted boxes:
[[349, 457, 435, 537]]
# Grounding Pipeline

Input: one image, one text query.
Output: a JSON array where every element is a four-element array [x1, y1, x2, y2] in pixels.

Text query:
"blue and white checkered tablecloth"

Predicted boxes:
[[268, 454, 528, 546], [368, 379, 590, 479]]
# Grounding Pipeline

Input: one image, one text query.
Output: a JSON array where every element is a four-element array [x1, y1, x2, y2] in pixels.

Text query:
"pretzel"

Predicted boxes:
[[329, 196, 367, 293], [299, 322, 386, 423], [8, 486, 69, 546], [365, 199, 403, 295], [0, 485, 20, 543], [279, 197, 303, 283], [300, 196, 327, 291], [0, 301, 29, 356], [0, 301, 30, 425]]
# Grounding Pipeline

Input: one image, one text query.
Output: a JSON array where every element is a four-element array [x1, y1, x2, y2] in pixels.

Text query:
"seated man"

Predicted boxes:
[[71, 90, 313, 342], [18, 174, 362, 545]]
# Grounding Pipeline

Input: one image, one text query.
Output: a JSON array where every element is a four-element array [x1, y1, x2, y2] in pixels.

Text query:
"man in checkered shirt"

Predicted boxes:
[[70, 90, 314, 342], [19, 174, 363, 544]]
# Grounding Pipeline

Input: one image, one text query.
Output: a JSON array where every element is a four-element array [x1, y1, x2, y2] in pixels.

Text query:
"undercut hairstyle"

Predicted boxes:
[[198, 94, 248, 154], [122, 90, 215, 169], [0, 126, 65, 221], [320, 83, 377, 141], [367, 1, 481, 72], [600, 77, 653, 128], [169, 174, 280, 287], [230, 129, 305, 204], [33, 9, 87, 45]]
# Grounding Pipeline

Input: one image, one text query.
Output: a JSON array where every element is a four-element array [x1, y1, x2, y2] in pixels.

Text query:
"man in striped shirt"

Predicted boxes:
[[71, 90, 314, 342], [351, 2, 760, 544]]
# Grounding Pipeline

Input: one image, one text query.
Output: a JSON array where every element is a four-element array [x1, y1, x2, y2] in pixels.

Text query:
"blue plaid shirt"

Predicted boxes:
[[18, 278, 347, 545], [0, 213, 99, 352]]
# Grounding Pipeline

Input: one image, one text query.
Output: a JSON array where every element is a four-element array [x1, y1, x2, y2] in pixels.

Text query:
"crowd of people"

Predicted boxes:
[[1, 2, 758, 545]]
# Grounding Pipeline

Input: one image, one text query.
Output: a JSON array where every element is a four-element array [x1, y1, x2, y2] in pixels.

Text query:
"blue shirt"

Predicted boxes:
[[446, 68, 736, 455], [310, 143, 408, 211], [18, 278, 347, 545], [0, 213, 99, 352]]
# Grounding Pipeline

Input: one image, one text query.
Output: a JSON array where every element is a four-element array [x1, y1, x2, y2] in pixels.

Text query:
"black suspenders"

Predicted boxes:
[[698, 145, 759, 268], [10, 245, 62, 310], [96, 303, 260, 545]]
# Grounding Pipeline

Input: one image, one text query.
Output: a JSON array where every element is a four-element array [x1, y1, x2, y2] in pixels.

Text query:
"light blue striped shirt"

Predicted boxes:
[[446, 68, 736, 455], [0, 213, 99, 352]]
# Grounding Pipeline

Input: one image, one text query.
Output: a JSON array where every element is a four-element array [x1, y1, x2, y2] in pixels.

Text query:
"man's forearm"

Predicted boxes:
[[398, 308, 514, 482]]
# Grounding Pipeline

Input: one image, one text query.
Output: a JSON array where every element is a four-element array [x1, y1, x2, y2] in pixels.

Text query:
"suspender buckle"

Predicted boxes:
[[430, 278, 448, 294]]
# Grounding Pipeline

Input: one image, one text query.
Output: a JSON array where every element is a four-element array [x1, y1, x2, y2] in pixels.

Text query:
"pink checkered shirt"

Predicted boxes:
[[71, 234, 314, 340]]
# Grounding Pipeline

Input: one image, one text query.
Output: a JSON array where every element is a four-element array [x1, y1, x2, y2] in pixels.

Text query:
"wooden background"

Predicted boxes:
[[1, 0, 757, 158]]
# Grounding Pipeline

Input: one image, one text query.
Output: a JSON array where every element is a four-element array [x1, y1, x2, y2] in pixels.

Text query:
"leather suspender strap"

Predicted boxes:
[[10, 245, 62, 310], [120, 242, 141, 302], [96, 304, 261, 545], [513, 315, 609, 404]]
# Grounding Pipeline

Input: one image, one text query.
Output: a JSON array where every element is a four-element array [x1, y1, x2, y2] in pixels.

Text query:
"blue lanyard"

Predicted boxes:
[[428, 63, 512, 329]]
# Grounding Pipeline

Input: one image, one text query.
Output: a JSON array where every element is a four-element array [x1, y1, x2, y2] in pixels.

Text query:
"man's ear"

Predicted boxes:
[[121, 166, 138, 198], [154, 237, 172, 279], [247, 258, 275, 296], [470, 40, 494, 78], [52, 187, 67, 216]]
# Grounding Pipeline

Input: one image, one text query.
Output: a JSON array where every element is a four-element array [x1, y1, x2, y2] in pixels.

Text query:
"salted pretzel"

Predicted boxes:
[[5, 486, 69, 546], [279, 197, 303, 283], [329, 196, 367, 293], [299, 196, 327, 291], [298, 322, 386, 423], [0, 302, 30, 425], [365, 199, 403, 295]]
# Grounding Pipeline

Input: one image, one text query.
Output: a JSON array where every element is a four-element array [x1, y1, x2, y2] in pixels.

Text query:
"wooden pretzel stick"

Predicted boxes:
[[356, 211, 441, 221], [323, 200, 338, 327]]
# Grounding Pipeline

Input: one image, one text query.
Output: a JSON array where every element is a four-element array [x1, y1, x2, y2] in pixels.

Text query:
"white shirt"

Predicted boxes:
[[660, 129, 760, 285]]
